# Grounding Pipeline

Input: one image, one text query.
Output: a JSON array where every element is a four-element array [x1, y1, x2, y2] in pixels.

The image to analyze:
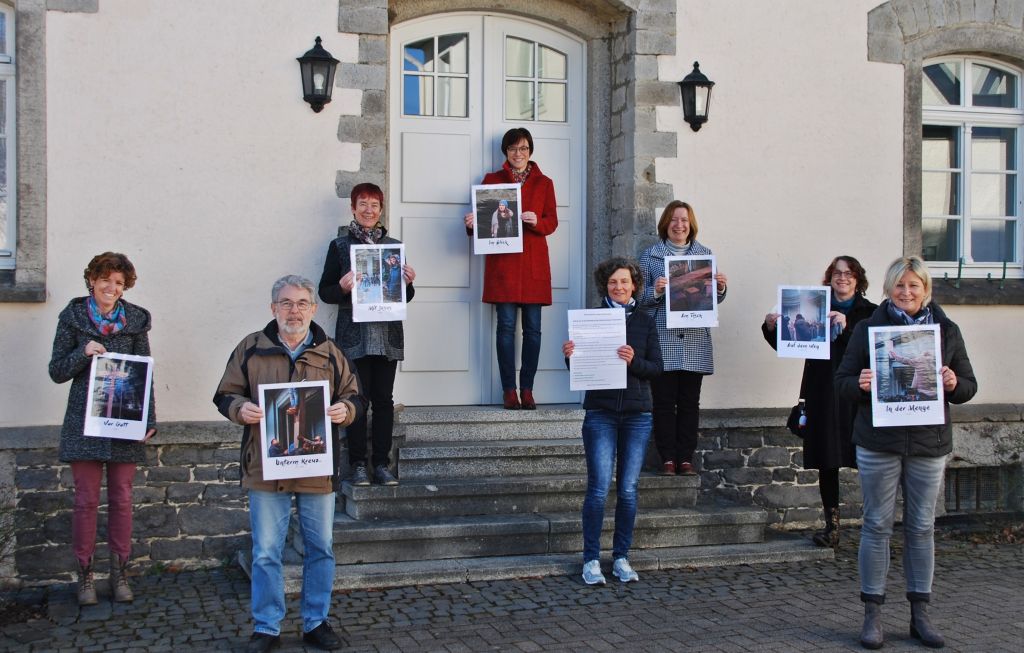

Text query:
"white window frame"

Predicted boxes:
[[0, 3, 14, 270], [922, 56, 1024, 280]]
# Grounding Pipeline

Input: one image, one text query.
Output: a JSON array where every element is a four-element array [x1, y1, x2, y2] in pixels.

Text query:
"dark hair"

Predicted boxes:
[[501, 128, 534, 156], [656, 200, 699, 243], [823, 255, 869, 295], [350, 182, 384, 209], [83, 252, 137, 291], [593, 257, 644, 298]]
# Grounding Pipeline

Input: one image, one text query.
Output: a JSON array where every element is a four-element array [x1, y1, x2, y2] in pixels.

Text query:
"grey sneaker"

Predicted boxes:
[[373, 464, 399, 486], [351, 463, 370, 486], [612, 557, 639, 583], [581, 559, 606, 585]]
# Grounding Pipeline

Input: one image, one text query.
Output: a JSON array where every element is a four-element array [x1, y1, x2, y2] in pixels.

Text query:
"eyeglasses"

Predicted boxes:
[[507, 146, 531, 154], [831, 270, 856, 279], [276, 300, 314, 312]]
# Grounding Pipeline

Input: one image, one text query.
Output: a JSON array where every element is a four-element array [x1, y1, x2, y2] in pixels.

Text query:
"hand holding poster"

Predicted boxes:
[[868, 325, 945, 427], [775, 286, 831, 360], [258, 380, 334, 480], [350, 244, 407, 322], [567, 308, 627, 391], [471, 183, 523, 255], [665, 255, 718, 328], [84, 353, 154, 440]]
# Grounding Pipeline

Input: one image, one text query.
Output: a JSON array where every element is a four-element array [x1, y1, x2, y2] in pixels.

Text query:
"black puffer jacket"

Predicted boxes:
[[569, 306, 663, 413], [835, 300, 977, 457]]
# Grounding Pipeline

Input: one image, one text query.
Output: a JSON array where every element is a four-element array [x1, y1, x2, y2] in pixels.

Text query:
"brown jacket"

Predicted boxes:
[[213, 320, 365, 493]]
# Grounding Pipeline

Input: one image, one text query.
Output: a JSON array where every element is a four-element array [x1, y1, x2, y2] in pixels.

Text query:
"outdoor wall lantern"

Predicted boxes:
[[678, 61, 714, 131], [297, 36, 339, 113]]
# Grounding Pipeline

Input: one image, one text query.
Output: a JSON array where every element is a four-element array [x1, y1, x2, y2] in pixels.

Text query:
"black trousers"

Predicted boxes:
[[818, 467, 840, 510], [652, 370, 704, 464], [347, 356, 398, 468]]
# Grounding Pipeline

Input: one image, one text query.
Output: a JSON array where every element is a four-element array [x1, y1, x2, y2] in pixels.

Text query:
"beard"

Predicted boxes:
[[278, 319, 309, 338]]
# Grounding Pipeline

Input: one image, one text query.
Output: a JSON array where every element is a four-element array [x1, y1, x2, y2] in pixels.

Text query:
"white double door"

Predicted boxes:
[[389, 13, 585, 406]]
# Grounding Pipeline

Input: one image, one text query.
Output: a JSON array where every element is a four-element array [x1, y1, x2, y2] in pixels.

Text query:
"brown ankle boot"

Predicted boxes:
[[812, 506, 841, 549], [110, 555, 134, 603], [77, 560, 98, 606]]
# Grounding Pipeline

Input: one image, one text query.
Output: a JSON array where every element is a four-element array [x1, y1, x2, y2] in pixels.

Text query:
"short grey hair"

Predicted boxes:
[[271, 275, 317, 304], [881, 256, 932, 308]]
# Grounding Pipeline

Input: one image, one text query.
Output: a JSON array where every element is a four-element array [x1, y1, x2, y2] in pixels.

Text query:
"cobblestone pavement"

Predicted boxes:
[[2, 526, 1022, 652]]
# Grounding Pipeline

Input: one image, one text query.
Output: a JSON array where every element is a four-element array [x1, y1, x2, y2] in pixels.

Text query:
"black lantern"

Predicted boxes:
[[678, 61, 714, 131], [297, 36, 339, 113]]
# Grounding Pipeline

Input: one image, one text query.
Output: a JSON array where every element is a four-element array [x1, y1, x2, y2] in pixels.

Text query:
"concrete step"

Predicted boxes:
[[395, 405, 584, 443], [339, 473, 698, 519], [238, 530, 832, 592], [398, 439, 587, 478], [320, 506, 767, 565]]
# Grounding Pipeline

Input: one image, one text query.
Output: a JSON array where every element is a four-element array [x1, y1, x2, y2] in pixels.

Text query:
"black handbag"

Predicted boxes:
[[786, 400, 806, 438]]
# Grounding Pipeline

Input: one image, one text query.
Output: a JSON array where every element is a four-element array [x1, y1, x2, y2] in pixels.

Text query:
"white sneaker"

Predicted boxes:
[[581, 559, 606, 585], [612, 557, 639, 583]]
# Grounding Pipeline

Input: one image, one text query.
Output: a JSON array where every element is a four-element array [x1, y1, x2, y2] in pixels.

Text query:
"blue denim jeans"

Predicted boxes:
[[494, 303, 542, 391], [856, 447, 946, 600], [248, 490, 336, 636], [580, 409, 653, 561]]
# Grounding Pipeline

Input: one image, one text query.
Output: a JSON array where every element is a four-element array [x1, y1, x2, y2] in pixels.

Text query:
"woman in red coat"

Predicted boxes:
[[464, 128, 558, 409]]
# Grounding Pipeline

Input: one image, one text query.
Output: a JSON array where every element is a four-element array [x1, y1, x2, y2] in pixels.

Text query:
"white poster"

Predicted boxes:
[[869, 325, 945, 427], [258, 380, 333, 480], [470, 183, 524, 255], [775, 285, 831, 360], [350, 243, 407, 322], [84, 353, 154, 440], [567, 308, 627, 391], [665, 255, 718, 328]]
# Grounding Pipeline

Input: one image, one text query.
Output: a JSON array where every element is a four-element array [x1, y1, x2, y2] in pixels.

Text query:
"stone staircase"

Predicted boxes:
[[239, 406, 830, 591]]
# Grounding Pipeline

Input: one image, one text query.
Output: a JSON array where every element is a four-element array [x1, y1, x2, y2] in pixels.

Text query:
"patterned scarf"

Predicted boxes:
[[886, 300, 933, 325], [348, 220, 384, 244], [87, 296, 127, 336], [509, 162, 532, 186], [603, 295, 636, 315]]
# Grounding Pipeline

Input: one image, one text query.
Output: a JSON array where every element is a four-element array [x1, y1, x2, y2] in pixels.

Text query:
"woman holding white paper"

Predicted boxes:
[[637, 200, 727, 476], [562, 257, 662, 585], [835, 256, 976, 650], [49, 252, 156, 606], [762, 256, 876, 549], [319, 182, 416, 488]]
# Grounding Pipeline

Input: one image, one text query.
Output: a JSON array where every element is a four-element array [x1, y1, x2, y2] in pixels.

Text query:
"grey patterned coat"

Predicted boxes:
[[48, 297, 156, 463], [637, 239, 726, 374]]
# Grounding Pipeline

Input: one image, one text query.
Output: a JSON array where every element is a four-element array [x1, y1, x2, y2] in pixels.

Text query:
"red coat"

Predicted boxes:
[[480, 161, 558, 305]]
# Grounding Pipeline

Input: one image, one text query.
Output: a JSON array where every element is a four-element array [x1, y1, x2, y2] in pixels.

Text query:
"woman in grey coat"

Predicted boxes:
[[49, 252, 156, 606]]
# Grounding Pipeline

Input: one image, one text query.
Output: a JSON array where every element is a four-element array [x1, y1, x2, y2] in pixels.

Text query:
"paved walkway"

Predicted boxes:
[[2, 524, 1022, 652]]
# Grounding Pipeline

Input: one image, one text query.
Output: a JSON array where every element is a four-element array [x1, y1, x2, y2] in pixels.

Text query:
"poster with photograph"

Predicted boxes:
[[775, 285, 831, 360], [868, 325, 945, 427], [84, 353, 154, 440], [664, 255, 718, 328], [350, 243, 407, 322], [258, 380, 333, 480], [470, 183, 523, 255]]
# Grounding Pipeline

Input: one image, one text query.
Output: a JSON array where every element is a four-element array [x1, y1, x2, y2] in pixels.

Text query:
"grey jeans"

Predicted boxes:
[[856, 446, 946, 600]]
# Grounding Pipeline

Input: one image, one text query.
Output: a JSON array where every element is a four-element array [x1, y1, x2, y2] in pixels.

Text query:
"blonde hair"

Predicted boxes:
[[881, 256, 932, 308]]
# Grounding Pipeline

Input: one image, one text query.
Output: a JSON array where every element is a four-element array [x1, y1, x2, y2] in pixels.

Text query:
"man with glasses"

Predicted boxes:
[[214, 274, 365, 653]]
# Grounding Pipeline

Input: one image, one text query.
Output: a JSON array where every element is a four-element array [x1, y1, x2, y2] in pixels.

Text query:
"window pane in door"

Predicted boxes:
[[538, 46, 566, 79], [505, 38, 533, 77], [505, 81, 534, 120], [538, 83, 566, 122], [437, 34, 468, 74], [971, 219, 1016, 262], [972, 62, 1018, 108], [971, 127, 1016, 171], [922, 218, 959, 261], [437, 77, 468, 118], [922, 172, 960, 215], [970, 172, 1012, 216], [923, 61, 961, 106], [403, 75, 434, 116], [922, 125, 959, 168], [404, 38, 434, 73]]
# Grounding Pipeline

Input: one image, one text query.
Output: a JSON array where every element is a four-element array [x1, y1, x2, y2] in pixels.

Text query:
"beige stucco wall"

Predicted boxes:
[[0, 0, 1017, 428]]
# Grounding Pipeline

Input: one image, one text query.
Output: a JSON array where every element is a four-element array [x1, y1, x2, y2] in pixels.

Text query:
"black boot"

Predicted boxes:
[[812, 506, 841, 549], [860, 597, 884, 649], [910, 599, 945, 648]]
